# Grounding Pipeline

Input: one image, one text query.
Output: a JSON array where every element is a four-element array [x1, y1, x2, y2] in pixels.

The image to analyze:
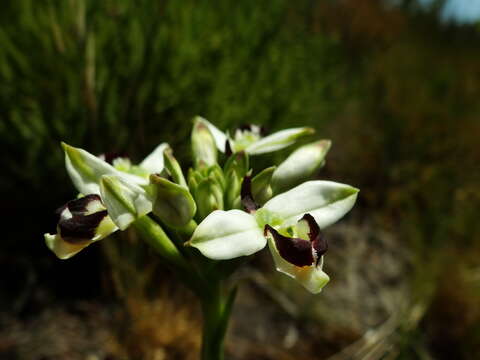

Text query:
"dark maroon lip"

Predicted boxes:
[[56, 195, 108, 244], [264, 224, 314, 267], [264, 214, 327, 268], [300, 214, 327, 266], [59, 210, 108, 244]]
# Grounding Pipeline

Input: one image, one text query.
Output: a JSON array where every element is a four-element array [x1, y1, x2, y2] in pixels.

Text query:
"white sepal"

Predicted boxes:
[[63, 143, 147, 195], [188, 210, 266, 260], [100, 175, 153, 230], [139, 143, 169, 174], [63, 142, 119, 195], [267, 238, 329, 294], [245, 127, 314, 155], [263, 180, 358, 229]]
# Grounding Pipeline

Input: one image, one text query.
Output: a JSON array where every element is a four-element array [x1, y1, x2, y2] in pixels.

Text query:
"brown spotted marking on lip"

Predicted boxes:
[[240, 175, 259, 213]]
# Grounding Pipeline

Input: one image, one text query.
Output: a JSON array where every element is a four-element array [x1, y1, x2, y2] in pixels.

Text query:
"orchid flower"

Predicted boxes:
[[45, 143, 170, 259], [194, 117, 314, 155], [188, 178, 358, 293]]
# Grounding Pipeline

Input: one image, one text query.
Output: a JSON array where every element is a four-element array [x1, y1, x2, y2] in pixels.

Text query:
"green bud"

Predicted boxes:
[[223, 151, 249, 178], [191, 116, 218, 167], [163, 147, 187, 187], [224, 169, 242, 209], [271, 140, 331, 194], [251, 166, 275, 205], [207, 164, 226, 191], [194, 177, 224, 220], [150, 174, 196, 228], [188, 168, 199, 193]]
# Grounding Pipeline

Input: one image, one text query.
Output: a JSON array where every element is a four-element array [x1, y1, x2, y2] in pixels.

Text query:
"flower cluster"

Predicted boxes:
[[45, 117, 358, 293]]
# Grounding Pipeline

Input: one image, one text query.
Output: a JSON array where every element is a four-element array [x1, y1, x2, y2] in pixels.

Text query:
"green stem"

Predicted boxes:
[[200, 281, 237, 360]]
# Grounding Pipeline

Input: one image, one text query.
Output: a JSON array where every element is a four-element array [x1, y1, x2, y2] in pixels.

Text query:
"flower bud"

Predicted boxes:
[[191, 116, 218, 167], [251, 166, 275, 205], [163, 147, 187, 187], [223, 151, 249, 179], [150, 174, 196, 228], [194, 177, 224, 220], [271, 140, 331, 194], [224, 169, 242, 209]]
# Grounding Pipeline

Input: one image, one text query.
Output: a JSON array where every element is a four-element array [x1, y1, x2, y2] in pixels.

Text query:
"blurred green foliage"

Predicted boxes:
[[0, 0, 343, 205], [1, 0, 480, 359]]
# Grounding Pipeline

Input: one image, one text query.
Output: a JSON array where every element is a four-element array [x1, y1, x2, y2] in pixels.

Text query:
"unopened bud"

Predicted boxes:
[[191, 116, 218, 167], [150, 174, 196, 228], [271, 140, 331, 194]]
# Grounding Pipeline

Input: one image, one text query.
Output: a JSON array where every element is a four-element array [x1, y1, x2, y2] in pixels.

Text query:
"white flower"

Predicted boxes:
[[188, 180, 359, 293], [62, 142, 169, 229], [195, 117, 314, 155]]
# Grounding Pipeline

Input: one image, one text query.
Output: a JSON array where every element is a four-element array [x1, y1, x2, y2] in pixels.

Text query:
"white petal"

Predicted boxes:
[[139, 143, 169, 174], [189, 210, 266, 260], [100, 175, 153, 230], [245, 127, 314, 155], [268, 238, 329, 294], [263, 181, 358, 229], [63, 143, 147, 195], [196, 117, 228, 153], [44, 233, 89, 260]]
